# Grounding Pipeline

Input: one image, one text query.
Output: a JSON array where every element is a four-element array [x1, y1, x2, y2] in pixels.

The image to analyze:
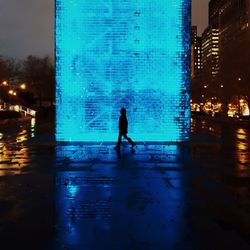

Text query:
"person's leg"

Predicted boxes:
[[123, 134, 135, 147], [115, 133, 122, 149]]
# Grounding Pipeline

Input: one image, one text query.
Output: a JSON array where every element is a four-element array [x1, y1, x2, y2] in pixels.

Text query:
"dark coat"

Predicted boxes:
[[119, 115, 128, 134]]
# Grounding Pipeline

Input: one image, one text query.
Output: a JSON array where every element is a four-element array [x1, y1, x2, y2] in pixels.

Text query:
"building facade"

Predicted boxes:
[[218, 0, 250, 100], [201, 26, 220, 84], [209, 0, 226, 27], [191, 26, 202, 79]]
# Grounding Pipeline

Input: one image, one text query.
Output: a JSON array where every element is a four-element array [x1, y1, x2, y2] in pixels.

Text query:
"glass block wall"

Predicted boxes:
[[55, 0, 190, 142]]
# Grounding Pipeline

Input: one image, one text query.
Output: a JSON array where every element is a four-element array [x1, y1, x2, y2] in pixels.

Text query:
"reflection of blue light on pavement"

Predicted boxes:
[[56, 0, 190, 142], [68, 185, 78, 198], [55, 144, 188, 249]]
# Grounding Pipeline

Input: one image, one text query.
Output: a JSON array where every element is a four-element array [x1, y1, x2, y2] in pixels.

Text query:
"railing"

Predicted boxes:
[[0, 102, 36, 117]]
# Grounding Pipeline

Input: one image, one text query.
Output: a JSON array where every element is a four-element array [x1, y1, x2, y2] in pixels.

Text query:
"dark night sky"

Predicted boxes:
[[0, 0, 209, 59]]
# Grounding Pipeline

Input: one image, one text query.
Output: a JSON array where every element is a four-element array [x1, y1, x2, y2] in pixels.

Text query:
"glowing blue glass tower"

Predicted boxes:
[[56, 0, 190, 142]]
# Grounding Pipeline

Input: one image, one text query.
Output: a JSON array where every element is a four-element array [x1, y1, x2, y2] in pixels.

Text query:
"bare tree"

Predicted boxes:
[[0, 56, 20, 82], [22, 55, 55, 106]]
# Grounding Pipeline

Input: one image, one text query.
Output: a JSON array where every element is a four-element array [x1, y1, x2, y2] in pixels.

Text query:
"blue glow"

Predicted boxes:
[[56, 0, 190, 142], [68, 185, 78, 198]]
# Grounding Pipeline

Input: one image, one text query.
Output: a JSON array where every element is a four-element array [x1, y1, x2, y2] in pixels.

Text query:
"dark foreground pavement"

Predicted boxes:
[[0, 118, 249, 250]]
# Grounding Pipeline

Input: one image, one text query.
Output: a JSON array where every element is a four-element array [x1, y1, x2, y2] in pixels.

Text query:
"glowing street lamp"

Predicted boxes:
[[8, 90, 16, 96], [2, 81, 8, 86], [20, 83, 26, 90]]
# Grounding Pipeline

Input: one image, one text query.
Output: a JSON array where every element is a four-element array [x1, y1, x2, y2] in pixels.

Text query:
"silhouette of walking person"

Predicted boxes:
[[114, 108, 136, 151]]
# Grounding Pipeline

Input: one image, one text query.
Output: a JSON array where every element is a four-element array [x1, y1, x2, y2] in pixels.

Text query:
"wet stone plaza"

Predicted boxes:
[[0, 118, 250, 250]]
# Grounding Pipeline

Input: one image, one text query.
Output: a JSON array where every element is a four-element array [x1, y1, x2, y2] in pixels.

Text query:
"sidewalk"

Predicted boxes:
[[0, 119, 249, 249]]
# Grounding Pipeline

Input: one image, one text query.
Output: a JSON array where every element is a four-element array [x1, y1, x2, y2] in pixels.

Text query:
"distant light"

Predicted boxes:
[[14, 105, 20, 112], [8, 90, 14, 95], [243, 105, 249, 116], [31, 118, 36, 127], [29, 110, 36, 117], [20, 83, 26, 90], [2, 81, 8, 86], [220, 85, 224, 88], [238, 77, 242, 81]]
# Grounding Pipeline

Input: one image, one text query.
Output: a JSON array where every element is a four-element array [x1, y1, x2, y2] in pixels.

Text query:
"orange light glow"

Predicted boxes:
[[20, 83, 26, 90]]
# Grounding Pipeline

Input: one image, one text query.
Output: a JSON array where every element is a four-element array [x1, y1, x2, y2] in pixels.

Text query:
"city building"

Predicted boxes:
[[218, 0, 250, 102], [219, 0, 249, 50], [191, 26, 202, 79], [208, 0, 226, 28], [201, 26, 219, 84]]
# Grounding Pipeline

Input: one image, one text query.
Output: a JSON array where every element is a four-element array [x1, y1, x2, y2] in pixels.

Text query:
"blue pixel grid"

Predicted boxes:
[[56, 0, 190, 142]]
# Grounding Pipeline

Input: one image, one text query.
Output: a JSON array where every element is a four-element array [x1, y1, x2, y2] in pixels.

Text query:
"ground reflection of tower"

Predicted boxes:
[[55, 144, 188, 249]]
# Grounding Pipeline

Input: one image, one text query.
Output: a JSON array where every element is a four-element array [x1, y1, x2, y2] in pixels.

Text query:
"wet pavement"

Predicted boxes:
[[0, 117, 250, 249]]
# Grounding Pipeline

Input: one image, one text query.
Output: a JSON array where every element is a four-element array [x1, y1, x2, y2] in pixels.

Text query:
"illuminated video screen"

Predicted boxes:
[[56, 0, 190, 142]]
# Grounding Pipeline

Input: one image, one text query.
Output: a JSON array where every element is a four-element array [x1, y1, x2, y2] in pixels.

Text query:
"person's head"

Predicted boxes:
[[120, 108, 126, 115]]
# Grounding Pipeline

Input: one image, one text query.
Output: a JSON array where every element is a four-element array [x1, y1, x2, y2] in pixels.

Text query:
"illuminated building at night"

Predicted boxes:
[[209, 0, 223, 28], [218, 0, 250, 96], [191, 26, 202, 79], [55, 0, 191, 142], [207, 0, 250, 101], [201, 26, 219, 82]]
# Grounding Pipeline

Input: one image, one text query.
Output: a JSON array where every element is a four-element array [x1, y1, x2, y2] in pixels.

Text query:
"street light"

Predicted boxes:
[[8, 90, 16, 96], [20, 83, 26, 90], [2, 81, 8, 86]]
